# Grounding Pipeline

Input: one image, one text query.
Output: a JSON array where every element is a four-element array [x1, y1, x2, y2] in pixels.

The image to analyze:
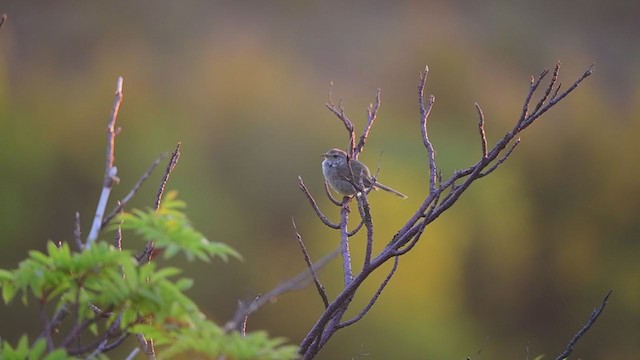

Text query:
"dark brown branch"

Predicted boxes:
[[102, 153, 167, 228], [136, 334, 156, 360], [292, 218, 330, 308], [154, 143, 181, 211], [299, 177, 340, 228], [137, 143, 181, 264], [0, 14, 7, 30], [554, 290, 612, 360]]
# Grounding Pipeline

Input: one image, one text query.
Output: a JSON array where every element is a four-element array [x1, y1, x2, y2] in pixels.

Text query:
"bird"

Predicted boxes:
[[321, 148, 407, 199]]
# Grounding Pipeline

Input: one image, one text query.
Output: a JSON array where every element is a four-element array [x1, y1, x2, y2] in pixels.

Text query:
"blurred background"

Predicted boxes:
[[0, 1, 638, 359]]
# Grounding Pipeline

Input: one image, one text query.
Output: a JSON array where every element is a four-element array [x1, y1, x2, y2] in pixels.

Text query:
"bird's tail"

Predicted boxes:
[[374, 182, 408, 199]]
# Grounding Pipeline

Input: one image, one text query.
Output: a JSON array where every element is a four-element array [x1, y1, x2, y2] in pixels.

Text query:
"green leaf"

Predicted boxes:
[[116, 193, 241, 263]]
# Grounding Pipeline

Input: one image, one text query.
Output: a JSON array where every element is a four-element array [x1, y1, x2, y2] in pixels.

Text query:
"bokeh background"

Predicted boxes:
[[1, 1, 639, 359]]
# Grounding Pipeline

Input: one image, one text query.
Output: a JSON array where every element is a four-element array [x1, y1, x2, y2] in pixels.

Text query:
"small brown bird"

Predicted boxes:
[[321, 148, 407, 199]]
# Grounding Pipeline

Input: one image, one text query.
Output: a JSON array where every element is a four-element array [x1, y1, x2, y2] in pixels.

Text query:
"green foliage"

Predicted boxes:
[[0, 336, 73, 360], [117, 191, 242, 262], [0, 193, 297, 359]]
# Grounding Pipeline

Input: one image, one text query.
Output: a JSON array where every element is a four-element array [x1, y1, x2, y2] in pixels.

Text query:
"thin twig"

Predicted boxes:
[[292, 218, 330, 308], [346, 220, 364, 237], [154, 143, 181, 211], [533, 62, 560, 114], [241, 295, 261, 336], [138, 144, 181, 264], [474, 102, 488, 158], [135, 144, 181, 358], [114, 203, 123, 250], [554, 290, 612, 360], [39, 300, 54, 352], [225, 250, 338, 332], [418, 66, 437, 194], [74, 212, 83, 250], [323, 180, 343, 206], [521, 64, 594, 130], [354, 89, 381, 157], [479, 138, 521, 177], [299, 177, 340, 228], [136, 334, 156, 360], [124, 347, 140, 360], [102, 153, 167, 228], [326, 83, 356, 154], [337, 256, 398, 328], [87, 77, 124, 247]]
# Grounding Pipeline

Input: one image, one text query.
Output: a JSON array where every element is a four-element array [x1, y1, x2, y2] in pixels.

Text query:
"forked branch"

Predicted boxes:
[[298, 63, 597, 360]]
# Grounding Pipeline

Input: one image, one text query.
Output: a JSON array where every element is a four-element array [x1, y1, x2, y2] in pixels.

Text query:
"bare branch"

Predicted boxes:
[[479, 138, 521, 178], [474, 102, 488, 158], [339, 199, 353, 285], [346, 219, 364, 237], [326, 83, 356, 154], [521, 63, 594, 130], [225, 250, 339, 332], [0, 14, 6, 30], [292, 218, 330, 308], [300, 64, 595, 360], [154, 142, 181, 211], [136, 143, 181, 265], [102, 152, 167, 228], [338, 256, 398, 328], [39, 301, 54, 352], [354, 89, 381, 157], [323, 180, 343, 206], [517, 68, 548, 128], [241, 295, 261, 336], [355, 185, 374, 267], [299, 177, 340, 229], [136, 334, 156, 360], [87, 77, 124, 247], [418, 66, 437, 194], [554, 290, 612, 360], [533, 61, 560, 114], [550, 82, 562, 102]]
